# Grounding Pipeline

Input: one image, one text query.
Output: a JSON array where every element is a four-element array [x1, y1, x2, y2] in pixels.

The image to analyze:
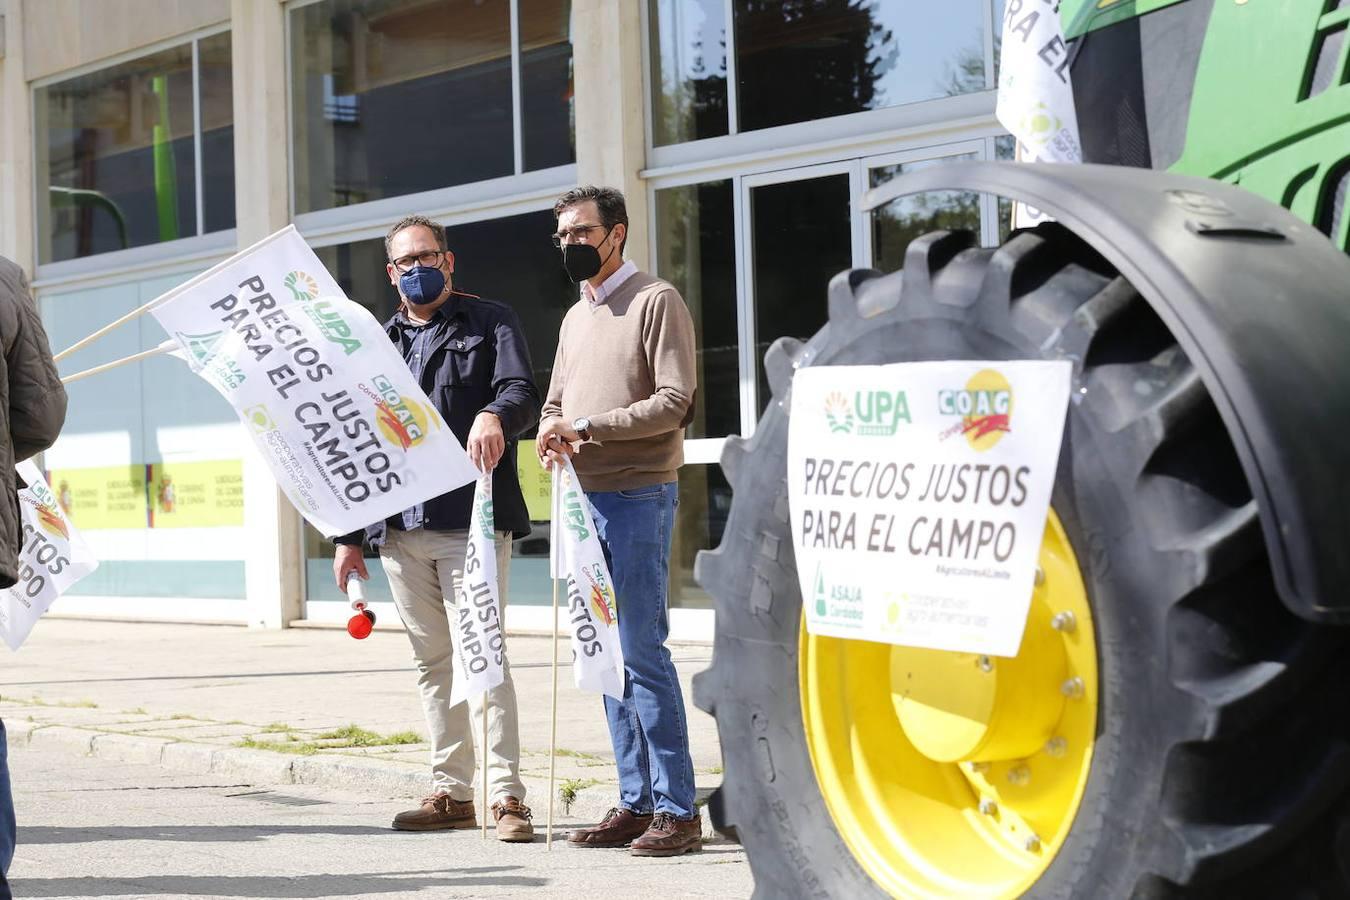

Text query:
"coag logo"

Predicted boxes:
[[938, 369, 1013, 451], [36, 503, 69, 540], [584, 564, 617, 626], [371, 375, 434, 451], [284, 271, 320, 302], [824, 390, 910, 436], [302, 300, 362, 355]]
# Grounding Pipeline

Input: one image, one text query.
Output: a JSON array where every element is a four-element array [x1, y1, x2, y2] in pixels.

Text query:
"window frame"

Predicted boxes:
[[283, 0, 577, 224], [30, 23, 234, 274]]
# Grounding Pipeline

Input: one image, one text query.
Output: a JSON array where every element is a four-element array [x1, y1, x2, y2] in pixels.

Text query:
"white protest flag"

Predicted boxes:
[[449, 474, 506, 708], [550, 459, 625, 700], [997, 1, 1083, 227], [0, 461, 99, 650], [149, 226, 478, 537]]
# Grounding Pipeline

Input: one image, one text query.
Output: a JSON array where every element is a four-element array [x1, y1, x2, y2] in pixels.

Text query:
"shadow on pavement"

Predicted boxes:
[[10, 867, 546, 897], [18, 824, 391, 844]]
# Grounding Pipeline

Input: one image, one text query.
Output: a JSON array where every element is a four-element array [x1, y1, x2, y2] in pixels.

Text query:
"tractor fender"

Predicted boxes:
[[866, 161, 1350, 624]]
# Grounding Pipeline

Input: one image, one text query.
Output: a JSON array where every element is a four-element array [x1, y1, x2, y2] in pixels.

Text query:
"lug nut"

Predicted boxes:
[[1007, 764, 1031, 787], [1024, 834, 1042, 852], [976, 656, 994, 673], [1050, 611, 1077, 633], [978, 798, 998, 816], [1061, 677, 1085, 699], [1044, 736, 1068, 758]]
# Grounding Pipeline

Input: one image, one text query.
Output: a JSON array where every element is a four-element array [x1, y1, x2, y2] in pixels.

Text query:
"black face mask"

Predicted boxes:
[[561, 228, 616, 283]]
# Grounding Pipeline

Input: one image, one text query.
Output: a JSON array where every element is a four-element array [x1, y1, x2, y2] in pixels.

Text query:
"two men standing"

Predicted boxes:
[[337, 186, 700, 858]]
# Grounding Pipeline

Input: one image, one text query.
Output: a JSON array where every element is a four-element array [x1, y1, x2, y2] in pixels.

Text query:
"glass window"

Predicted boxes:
[[734, 0, 987, 133], [290, 0, 514, 213], [995, 133, 1016, 241], [750, 173, 852, 412], [869, 154, 981, 274], [42, 274, 249, 605], [35, 33, 235, 264], [670, 464, 731, 610], [649, 0, 729, 146], [520, 0, 576, 170], [302, 209, 575, 607], [654, 180, 739, 438]]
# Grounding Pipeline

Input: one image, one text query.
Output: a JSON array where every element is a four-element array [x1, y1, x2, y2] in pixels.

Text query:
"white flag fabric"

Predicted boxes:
[[149, 226, 478, 537], [997, 2, 1083, 226], [449, 473, 506, 708], [550, 459, 625, 700], [0, 461, 99, 650]]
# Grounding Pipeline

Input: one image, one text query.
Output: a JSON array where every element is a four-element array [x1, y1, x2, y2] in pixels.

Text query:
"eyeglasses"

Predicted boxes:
[[389, 249, 445, 273], [550, 223, 606, 248]]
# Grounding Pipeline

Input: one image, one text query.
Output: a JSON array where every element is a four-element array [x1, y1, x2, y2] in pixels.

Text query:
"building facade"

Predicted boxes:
[[0, 0, 1013, 638]]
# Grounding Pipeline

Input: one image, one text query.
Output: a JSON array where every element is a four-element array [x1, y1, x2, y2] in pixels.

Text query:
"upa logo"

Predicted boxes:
[[302, 300, 362, 355], [283, 270, 320, 302], [824, 389, 910, 436], [370, 375, 435, 451], [939, 368, 1013, 451]]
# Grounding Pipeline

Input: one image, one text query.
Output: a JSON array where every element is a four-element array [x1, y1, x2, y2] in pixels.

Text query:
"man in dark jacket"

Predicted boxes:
[[332, 216, 539, 842], [0, 255, 68, 895]]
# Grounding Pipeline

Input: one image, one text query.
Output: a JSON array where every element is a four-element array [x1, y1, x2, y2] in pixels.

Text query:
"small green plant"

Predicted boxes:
[[126, 707, 148, 716], [558, 778, 599, 814], [236, 736, 318, 756], [553, 747, 603, 761], [262, 722, 292, 734]]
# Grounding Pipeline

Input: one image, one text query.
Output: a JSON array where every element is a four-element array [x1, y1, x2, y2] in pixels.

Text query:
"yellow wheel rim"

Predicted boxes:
[[800, 510, 1097, 899]]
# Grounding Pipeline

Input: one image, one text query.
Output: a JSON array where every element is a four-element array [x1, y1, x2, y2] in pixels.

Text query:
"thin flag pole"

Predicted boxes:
[[482, 698, 489, 840], [547, 461, 561, 849], [59, 340, 176, 385]]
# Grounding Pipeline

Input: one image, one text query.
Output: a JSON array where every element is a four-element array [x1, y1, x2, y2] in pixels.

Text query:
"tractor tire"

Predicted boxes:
[[692, 224, 1350, 899]]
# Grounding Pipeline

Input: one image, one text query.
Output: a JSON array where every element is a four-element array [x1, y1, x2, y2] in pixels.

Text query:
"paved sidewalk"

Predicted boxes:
[[0, 619, 725, 833]]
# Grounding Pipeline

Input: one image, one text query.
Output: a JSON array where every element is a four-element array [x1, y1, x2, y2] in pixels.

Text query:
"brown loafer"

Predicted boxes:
[[391, 794, 476, 831], [630, 812, 702, 857], [492, 796, 535, 843], [566, 807, 653, 848]]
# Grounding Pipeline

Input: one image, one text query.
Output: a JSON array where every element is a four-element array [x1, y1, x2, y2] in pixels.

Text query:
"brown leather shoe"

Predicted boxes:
[[630, 812, 703, 857], [565, 807, 653, 848], [492, 796, 535, 843], [391, 794, 476, 831]]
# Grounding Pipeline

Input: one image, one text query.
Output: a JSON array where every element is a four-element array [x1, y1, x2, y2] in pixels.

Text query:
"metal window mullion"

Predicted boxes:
[[192, 37, 205, 236], [733, 174, 756, 437], [980, 136, 999, 247], [724, 0, 738, 136], [984, 0, 998, 91], [511, 0, 524, 175]]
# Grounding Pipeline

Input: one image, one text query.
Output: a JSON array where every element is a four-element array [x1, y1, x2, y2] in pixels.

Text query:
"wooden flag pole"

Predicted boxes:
[[546, 462, 561, 849], [482, 699, 489, 840], [59, 340, 176, 385]]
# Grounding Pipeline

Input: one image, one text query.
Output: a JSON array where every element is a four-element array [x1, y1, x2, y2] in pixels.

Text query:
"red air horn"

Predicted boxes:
[[346, 571, 375, 639]]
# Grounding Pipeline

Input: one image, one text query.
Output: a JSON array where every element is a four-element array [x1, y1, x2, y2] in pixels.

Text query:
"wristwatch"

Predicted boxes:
[[572, 416, 592, 442]]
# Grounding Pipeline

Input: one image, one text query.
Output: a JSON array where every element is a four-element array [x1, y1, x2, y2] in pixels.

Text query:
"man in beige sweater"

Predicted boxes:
[[535, 186, 702, 857]]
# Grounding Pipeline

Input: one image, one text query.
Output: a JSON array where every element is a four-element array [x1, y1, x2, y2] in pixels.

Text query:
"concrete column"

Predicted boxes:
[[233, 0, 302, 628], [570, 0, 650, 271], [0, 0, 34, 271]]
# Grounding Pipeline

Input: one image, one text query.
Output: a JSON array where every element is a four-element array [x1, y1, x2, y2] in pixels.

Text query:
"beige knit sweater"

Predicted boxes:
[[541, 270, 697, 492]]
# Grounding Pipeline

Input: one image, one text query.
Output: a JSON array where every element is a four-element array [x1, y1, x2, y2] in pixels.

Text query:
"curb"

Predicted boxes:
[[5, 721, 719, 839]]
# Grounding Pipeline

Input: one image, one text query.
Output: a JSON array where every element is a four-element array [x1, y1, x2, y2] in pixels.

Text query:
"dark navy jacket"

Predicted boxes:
[[335, 292, 540, 546]]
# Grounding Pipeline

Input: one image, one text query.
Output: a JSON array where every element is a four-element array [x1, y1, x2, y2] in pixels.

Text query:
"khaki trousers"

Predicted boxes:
[[380, 527, 525, 803]]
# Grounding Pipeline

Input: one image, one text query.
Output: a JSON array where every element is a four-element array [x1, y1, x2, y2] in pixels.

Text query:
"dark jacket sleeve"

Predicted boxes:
[[3, 263, 67, 462], [333, 529, 364, 547], [480, 304, 541, 439]]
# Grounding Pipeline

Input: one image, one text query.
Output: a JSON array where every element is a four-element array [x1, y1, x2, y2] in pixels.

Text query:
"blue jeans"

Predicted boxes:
[[0, 719, 14, 895], [587, 482, 697, 819]]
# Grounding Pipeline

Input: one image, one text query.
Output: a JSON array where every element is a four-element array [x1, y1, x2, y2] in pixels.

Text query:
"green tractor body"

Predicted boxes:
[[696, 3, 1350, 898]]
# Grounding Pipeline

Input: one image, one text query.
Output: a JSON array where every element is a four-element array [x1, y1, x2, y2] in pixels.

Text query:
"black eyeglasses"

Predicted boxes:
[[550, 223, 606, 248], [389, 249, 445, 273]]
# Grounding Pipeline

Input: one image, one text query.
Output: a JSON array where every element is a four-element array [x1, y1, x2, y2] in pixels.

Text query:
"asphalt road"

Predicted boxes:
[[6, 744, 753, 899]]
